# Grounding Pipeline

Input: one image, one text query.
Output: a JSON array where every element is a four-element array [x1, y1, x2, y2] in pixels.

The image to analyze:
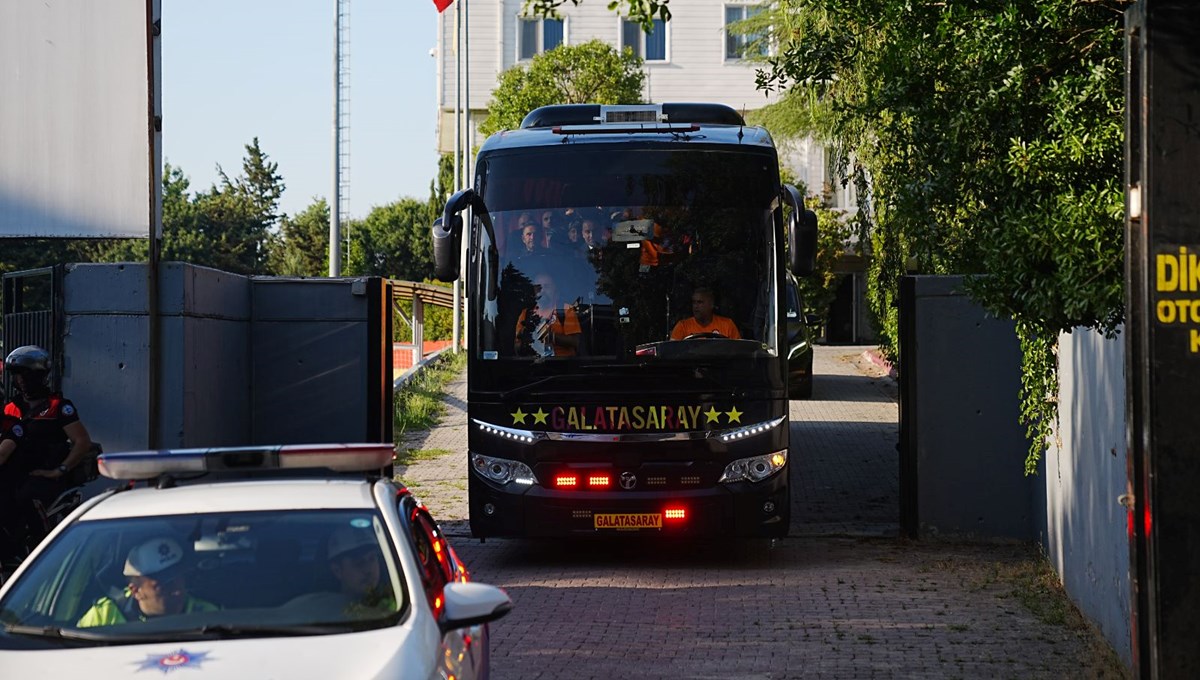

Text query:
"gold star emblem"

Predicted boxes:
[[532, 408, 548, 425], [511, 408, 528, 425], [725, 407, 743, 424], [704, 407, 721, 424]]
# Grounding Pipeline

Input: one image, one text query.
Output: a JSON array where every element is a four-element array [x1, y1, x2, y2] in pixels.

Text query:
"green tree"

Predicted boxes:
[[429, 153, 454, 212], [85, 142, 286, 276], [346, 199, 435, 281], [201, 138, 285, 274], [480, 40, 646, 137], [748, 0, 1130, 471], [269, 199, 330, 276], [0, 240, 84, 277], [232, 137, 285, 233]]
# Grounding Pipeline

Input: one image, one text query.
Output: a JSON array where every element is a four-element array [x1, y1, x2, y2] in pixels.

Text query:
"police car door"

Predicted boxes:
[[407, 507, 485, 680]]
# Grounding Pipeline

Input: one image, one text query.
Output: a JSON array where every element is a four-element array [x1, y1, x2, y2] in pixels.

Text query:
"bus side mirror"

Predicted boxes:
[[783, 184, 817, 277], [432, 214, 462, 282], [793, 209, 817, 277]]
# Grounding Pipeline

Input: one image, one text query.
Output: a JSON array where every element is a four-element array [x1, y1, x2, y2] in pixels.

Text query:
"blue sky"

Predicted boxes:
[[162, 0, 440, 220]]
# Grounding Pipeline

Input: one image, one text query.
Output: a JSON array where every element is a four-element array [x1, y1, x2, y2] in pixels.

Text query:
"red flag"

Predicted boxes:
[[433, 0, 454, 12]]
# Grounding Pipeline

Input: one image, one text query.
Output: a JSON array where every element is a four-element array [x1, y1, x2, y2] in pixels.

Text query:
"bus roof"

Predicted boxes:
[[478, 103, 778, 156]]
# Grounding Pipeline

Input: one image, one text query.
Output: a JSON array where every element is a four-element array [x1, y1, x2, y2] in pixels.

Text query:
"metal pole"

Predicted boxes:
[[330, 0, 342, 277], [451, 0, 462, 352], [146, 0, 161, 448], [464, 0, 471, 183], [461, 0, 470, 351]]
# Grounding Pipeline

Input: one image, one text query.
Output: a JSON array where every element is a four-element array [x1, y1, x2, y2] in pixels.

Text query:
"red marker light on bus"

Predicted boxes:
[[588, 475, 611, 488], [664, 507, 687, 521], [555, 475, 578, 488]]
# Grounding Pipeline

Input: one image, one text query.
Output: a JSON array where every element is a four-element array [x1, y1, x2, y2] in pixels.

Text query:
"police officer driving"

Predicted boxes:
[[77, 537, 217, 627]]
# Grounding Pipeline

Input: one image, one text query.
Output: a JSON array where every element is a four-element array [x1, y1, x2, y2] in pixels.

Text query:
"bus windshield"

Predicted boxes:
[[474, 147, 781, 363]]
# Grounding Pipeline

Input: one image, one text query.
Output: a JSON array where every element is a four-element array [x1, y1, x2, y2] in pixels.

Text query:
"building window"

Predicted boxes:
[[519, 17, 565, 60], [725, 5, 766, 60], [621, 18, 667, 62]]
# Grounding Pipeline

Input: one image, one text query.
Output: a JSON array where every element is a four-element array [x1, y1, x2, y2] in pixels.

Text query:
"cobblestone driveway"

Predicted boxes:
[[396, 346, 1122, 679]]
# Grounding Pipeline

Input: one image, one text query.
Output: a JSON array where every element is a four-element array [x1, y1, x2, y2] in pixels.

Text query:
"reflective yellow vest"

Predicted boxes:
[[77, 592, 218, 628]]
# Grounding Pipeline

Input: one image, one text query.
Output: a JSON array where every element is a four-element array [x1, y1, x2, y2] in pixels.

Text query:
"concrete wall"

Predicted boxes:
[[1047, 327, 1132, 666], [57, 262, 388, 453], [61, 263, 252, 453]]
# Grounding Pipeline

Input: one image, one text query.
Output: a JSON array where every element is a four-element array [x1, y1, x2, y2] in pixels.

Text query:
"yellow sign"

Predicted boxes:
[[594, 513, 662, 529], [1154, 246, 1200, 353]]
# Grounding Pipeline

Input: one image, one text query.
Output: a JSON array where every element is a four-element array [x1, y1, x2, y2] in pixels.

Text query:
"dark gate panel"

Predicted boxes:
[[898, 275, 1035, 540]]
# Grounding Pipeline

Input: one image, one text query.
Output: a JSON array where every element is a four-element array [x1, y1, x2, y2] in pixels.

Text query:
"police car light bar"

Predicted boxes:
[[98, 443, 395, 480]]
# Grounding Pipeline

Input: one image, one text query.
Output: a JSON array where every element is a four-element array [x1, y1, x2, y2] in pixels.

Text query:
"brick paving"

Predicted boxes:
[[395, 346, 1122, 679]]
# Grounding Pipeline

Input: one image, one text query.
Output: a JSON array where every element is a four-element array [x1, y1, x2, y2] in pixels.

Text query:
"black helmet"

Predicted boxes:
[[4, 345, 51, 376]]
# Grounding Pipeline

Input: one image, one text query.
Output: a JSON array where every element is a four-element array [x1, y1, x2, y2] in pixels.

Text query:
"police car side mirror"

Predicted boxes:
[[439, 582, 513, 633]]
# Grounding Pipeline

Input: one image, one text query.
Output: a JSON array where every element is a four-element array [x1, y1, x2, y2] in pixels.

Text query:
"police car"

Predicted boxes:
[[0, 443, 511, 679]]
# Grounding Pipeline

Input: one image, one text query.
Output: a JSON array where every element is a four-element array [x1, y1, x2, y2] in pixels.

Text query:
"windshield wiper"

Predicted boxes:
[[499, 375, 573, 400], [195, 622, 363, 639], [4, 624, 120, 642]]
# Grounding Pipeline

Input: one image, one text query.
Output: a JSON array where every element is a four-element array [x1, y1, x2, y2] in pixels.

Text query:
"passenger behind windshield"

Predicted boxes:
[[326, 526, 396, 617], [514, 274, 582, 357], [77, 537, 217, 627]]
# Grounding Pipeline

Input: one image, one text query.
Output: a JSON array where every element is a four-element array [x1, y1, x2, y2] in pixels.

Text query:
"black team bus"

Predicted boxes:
[[432, 103, 816, 539]]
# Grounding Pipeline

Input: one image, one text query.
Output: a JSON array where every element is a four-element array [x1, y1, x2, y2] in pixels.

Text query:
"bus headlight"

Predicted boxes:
[[471, 453, 537, 486], [719, 450, 787, 483]]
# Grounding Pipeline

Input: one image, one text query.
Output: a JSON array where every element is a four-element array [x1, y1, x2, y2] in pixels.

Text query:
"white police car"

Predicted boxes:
[[0, 444, 511, 679]]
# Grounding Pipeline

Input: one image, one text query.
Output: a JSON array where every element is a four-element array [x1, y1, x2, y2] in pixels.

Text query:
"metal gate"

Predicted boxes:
[[2, 266, 63, 399]]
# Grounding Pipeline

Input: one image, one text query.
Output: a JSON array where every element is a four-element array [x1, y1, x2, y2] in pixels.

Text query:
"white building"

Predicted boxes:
[[434, 0, 850, 207]]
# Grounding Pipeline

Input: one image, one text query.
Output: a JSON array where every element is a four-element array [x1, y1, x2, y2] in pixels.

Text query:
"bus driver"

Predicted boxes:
[[670, 287, 741, 340]]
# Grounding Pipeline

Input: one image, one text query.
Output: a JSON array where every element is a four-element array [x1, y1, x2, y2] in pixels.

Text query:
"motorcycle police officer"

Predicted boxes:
[[0, 410, 26, 568], [1, 346, 93, 562]]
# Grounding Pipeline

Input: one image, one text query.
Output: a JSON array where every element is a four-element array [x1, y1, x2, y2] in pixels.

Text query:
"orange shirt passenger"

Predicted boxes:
[[670, 287, 741, 340], [515, 275, 583, 356]]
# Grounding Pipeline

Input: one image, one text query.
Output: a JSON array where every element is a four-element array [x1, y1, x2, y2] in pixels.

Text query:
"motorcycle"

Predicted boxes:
[[0, 443, 108, 583]]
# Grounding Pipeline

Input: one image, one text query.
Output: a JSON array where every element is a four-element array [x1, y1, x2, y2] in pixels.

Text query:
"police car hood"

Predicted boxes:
[[1, 624, 447, 679]]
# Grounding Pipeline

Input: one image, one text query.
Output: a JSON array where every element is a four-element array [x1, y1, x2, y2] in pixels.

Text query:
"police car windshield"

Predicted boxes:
[[476, 148, 781, 361], [0, 510, 406, 641]]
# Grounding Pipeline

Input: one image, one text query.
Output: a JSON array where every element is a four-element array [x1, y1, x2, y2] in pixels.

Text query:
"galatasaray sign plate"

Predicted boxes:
[[594, 513, 662, 530]]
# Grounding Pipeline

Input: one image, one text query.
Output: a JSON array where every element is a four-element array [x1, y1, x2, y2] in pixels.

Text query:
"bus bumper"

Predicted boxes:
[[468, 468, 789, 538]]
